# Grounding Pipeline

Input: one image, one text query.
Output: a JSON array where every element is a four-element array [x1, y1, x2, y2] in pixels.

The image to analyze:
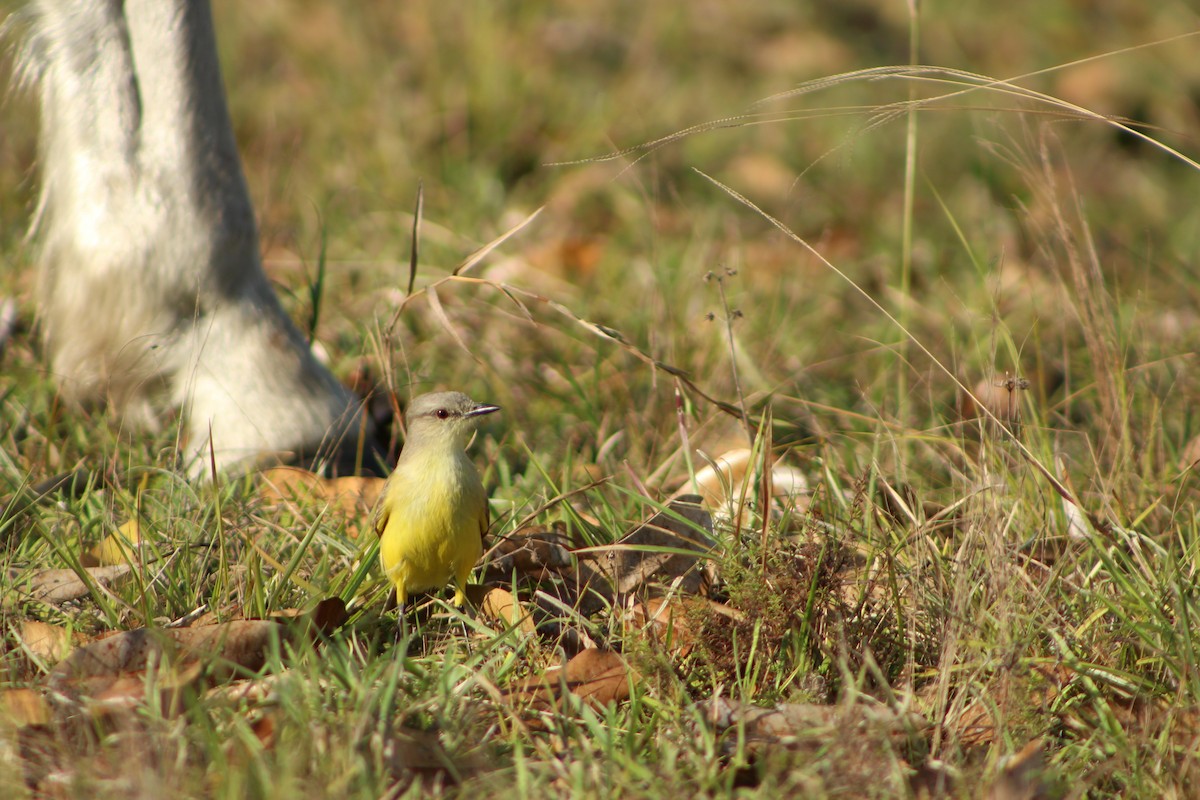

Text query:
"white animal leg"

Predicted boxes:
[[17, 0, 370, 474]]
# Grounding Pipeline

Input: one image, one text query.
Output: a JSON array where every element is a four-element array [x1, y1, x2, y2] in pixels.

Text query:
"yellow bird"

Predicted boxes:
[[374, 391, 499, 608]]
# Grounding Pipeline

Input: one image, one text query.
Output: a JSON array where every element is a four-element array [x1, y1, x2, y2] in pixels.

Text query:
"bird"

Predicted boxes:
[[374, 391, 500, 609]]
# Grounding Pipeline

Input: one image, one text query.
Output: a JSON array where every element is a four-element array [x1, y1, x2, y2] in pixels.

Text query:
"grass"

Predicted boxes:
[[3, 0, 1200, 796]]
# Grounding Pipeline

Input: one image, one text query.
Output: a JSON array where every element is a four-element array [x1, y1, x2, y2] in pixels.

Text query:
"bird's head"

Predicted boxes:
[[403, 391, 500, 451]]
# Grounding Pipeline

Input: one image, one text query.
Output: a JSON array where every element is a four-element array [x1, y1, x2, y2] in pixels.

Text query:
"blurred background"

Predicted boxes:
[[1, 0, 1198, 476]]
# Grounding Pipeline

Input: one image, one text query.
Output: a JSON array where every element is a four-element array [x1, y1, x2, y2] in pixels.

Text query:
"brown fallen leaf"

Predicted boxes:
[[478, 587, 537, 635], [627, 595, 743, 658], [578, 495, 716, 606], [258, 467, 385, 537], [186, 595, 350, 634], [155, 621, 288, 676], [461, 584, 594, 653], [554, 648, 636, 705], [8, 564, 133, 604], [484, 523, 575, 581], [49, 620, 291, 687], [41, 622, 292, 732], [306, 596, 351, 636], [262, 597, 351, 638], [50, 597, 348, 695], [250, 711, 279, 747], [4, 619, 77, 669], [505, 648, 638, 713], [81, 661, 208, 721], [1, 687, 52, 727]]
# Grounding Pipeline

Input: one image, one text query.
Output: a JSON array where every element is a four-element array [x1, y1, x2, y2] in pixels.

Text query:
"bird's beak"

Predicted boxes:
[[466, 403, 501, 418]]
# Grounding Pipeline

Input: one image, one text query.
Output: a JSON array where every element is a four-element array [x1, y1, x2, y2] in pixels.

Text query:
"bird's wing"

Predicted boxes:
[[372, 481, 391, 539], [478, 501, 490, 546]]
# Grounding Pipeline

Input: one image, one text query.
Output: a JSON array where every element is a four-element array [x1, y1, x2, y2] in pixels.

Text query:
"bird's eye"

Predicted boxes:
[[435, 409, 451, 419]]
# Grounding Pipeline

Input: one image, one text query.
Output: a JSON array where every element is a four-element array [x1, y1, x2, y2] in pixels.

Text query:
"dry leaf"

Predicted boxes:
[[485, 524, 575, 580], [263, 597, 350, 637], [47, 599, 343, 695], [1, 688, 51, 727], [462, 584, 593, 652], [259, 467, 385, 537], [487, 503, 719, 620], [185, 597, 349, 639], [165, 621, 288, 675], [6, 619, 76, 666], [49, 620, 290, 687], [479, 587, 537, 635], [506, 648, 637, 713], [628, 596, 695, 654], [250, 711, 278, 747], [627, 596, 743, 657], [305, 596, 350, 636], [8, 565, 133, 604], [81, 661, 207, 720], [554, 648, 635, 705], [204, 672, 296, 706], [86, 518, 143, 566], [42, 622, 281, 728], [578, 495, 716, 603]]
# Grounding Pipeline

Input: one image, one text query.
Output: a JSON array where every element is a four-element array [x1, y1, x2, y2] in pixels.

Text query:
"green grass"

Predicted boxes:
[[3, 0, 1200, 796]]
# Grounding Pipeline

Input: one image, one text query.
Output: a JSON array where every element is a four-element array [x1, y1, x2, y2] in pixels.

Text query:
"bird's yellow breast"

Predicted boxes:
[[377, 446, 486, 602]]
